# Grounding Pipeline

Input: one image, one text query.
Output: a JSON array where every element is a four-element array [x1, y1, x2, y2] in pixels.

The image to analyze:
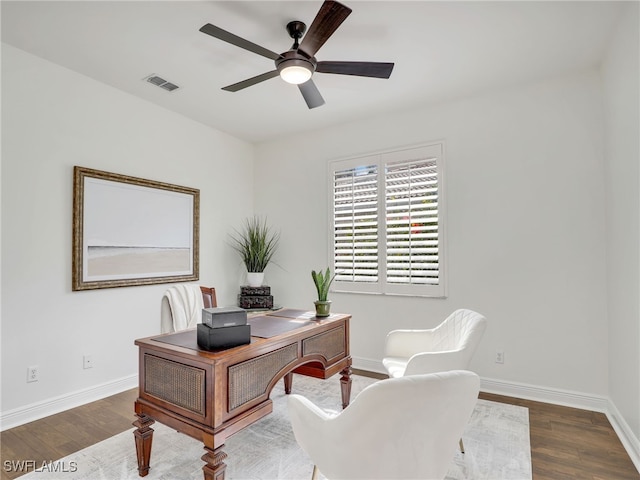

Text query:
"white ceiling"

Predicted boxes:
[[1, 1, 623, 144]]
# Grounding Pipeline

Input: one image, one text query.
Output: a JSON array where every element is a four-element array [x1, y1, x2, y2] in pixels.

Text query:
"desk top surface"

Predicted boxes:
[[135, 309, 350, 358]]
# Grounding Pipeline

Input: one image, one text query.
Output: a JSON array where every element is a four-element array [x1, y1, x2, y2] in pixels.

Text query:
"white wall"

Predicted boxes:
[[255, 70, 609, 397], [602, 1, 640, 443], [0, 45, 255, 421]]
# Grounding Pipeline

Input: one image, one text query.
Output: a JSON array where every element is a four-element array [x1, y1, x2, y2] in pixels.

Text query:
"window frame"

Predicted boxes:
[[328, 142, 447, 298]]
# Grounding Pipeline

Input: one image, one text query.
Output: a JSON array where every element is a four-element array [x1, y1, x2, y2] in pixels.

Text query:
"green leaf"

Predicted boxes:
[[312, 267, 336, 302]]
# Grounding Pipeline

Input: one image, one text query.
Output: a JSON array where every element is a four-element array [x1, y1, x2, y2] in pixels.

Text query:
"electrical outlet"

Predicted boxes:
[[495, 350, 504, 364], [83, 355, 93, 369], [27, 365, 39, 383]]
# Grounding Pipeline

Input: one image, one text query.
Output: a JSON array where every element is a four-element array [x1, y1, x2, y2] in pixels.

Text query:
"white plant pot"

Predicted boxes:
[[246, 272, 264, 287]]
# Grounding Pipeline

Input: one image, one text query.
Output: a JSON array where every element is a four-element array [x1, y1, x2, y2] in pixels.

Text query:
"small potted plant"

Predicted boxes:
[[312, 267, 337, 317], [230, 216, 280, 287]]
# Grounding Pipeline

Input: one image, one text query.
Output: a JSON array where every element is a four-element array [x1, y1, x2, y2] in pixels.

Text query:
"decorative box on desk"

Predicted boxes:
[[238, 285, 274, 309], [197, 323, 250, 350], [197, 306, 250, 350], [202, 306, 247, 328]]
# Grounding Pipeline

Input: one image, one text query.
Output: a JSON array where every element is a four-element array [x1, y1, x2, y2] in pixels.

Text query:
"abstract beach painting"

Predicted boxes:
[[72, 167, 199, 290]]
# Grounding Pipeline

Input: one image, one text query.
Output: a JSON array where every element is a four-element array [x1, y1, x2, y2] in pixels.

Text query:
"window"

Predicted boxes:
[[330, 143, 446, 297]]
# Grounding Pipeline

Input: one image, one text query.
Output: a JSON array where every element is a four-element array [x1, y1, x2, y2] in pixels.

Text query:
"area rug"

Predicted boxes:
[[22, 374, 531, 480]]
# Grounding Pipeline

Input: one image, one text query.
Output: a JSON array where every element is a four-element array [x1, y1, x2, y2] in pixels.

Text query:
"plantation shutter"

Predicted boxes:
[[385, 156, 440, 285], [333, 162, 379, 283], [330, 143, 446, 297]]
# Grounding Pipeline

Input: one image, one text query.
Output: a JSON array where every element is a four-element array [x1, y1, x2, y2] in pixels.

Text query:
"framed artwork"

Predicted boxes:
[[72, 166, 199, 291]]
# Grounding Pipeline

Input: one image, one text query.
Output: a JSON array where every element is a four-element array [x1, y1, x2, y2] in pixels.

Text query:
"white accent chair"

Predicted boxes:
[[288, 370, 480, 480], [382, 308, 487, 454], [382, 309, 487, 379]]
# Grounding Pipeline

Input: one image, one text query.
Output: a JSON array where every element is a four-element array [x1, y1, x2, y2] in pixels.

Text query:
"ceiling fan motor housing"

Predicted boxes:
[[277, 20, 316, 77], [275, 50, 317, 75]]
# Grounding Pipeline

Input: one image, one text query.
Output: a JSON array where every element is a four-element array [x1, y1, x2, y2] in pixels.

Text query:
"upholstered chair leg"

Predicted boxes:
[[311, 464, 319, 480], [459, 438, 465, 454]]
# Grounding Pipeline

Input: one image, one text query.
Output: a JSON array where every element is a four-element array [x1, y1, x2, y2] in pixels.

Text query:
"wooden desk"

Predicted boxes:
[[133, 310, 352, 480]]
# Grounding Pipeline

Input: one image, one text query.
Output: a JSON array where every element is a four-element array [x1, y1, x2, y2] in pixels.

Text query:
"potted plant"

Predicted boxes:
[[311, 267, 337, 317], [230, 216, 280, 287]]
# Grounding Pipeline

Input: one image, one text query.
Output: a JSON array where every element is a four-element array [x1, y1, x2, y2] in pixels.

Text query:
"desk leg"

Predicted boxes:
[[202, 445, 227, 480], [340, 365, 352, 409], [284, 372, 293, 394], [133, 413, 155, 477]]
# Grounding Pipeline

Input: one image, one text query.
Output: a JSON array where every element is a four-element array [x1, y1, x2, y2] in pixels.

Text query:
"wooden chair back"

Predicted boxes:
[[200, 286, 218, 308]]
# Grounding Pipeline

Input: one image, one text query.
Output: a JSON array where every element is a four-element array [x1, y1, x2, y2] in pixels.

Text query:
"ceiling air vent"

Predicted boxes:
[[145, 74, 180, 92]]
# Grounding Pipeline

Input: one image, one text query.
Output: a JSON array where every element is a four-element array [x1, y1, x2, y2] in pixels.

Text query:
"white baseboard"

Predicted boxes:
[[353, 356, 639, 472], [607, 399, 640, 472], [352, 357, 387, 375], [0, 374, 138, 432], [479, 376, 610, 412]]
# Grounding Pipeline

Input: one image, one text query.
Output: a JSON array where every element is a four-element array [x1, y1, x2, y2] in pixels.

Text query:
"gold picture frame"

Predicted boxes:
[[72, 166, 199, 291]]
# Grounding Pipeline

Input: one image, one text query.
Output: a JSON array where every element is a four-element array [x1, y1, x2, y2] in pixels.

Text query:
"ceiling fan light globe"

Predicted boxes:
[[280, 65, 313, 85]]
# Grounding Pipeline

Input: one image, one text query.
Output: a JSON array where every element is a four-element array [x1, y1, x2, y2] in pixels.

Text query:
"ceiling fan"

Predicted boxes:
[[199, 0, 394, 109]]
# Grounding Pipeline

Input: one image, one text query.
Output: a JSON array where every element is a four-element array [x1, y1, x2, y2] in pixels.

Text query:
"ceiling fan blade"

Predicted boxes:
[[298, 0, 352, 58], [298, 79, 325, 109], [316, 61, 395, 79], [200, 23, 281, 61], [222, 70, 280, 92]]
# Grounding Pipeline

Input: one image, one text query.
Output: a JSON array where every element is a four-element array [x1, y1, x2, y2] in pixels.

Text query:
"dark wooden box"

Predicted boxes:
[[237, 294, 274, 309], [240, 286, 271, 296]]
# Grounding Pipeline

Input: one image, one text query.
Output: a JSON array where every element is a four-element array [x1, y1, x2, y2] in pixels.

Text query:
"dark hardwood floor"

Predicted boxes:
[[1, 370, 638, 480], [479, 391, 638, 480]]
